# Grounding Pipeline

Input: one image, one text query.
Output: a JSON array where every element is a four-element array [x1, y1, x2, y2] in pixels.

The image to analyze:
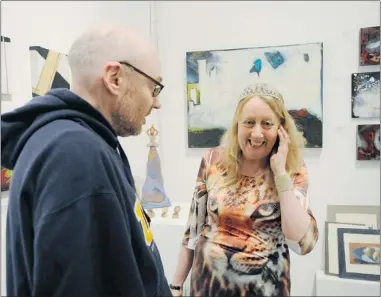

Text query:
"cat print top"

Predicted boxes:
[[182, 147, 319, 297]]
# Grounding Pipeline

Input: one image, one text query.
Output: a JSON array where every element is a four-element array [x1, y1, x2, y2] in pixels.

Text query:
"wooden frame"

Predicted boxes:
[[337, 228, 380, 281], [324, 221, 368, 276], [327, 205, 380, 229]]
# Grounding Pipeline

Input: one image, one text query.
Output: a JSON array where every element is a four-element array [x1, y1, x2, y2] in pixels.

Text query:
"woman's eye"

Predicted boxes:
[[243, 120, 254, 126], [263, 121, 274, 127]]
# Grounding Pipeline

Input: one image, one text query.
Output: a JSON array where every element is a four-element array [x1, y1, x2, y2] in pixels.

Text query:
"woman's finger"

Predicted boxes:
[[277, 127, 288, 152], [280, 126, 290, 143]]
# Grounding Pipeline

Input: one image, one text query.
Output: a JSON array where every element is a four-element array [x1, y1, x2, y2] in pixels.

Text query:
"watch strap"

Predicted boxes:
[[169, 284, 182, 291]]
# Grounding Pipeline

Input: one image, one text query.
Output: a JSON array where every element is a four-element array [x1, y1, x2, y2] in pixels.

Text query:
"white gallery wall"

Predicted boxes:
[[1, 1, 380, 296]]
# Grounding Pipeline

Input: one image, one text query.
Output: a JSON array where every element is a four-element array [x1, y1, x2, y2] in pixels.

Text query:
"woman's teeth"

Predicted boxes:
[[249, 139, 265, 147]]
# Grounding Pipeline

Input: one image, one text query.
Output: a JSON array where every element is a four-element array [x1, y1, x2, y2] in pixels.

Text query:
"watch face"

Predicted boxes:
[[374, 128, 380, 151]]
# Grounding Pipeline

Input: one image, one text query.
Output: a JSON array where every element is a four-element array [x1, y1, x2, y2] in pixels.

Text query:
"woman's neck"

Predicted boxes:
[[240, 157, 269, 177]]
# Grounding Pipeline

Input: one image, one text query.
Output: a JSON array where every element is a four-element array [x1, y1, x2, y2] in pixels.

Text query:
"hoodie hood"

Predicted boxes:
[[1, 88, 119, 170]]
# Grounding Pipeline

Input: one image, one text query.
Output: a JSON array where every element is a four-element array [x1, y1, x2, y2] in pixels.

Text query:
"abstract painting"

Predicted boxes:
[[186, 43, 323, 148], [359, 26, 380, 66], [337, 228, 380, 281], [1, 36, 12, 101], [1, 167, 12, 192], [351, 72, 380, 118], [29, 45, 71, 97], [348, 242, 380, 265], [356, 124, 380, 161]]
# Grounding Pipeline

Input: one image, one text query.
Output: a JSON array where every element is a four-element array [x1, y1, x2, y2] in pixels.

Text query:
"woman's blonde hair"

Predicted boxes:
[[219, 83, 306, 188]]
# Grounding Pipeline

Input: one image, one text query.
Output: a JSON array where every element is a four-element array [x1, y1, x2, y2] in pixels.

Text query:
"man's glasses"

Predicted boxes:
[[119, 61, 164, 97]]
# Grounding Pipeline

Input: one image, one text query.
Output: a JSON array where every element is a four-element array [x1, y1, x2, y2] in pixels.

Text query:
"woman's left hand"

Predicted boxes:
[[270, 126, 290, 177]]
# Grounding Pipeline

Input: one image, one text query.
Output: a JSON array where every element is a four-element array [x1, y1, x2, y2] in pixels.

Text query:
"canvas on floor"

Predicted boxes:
[[186, 43, 323, 148], [359, 26, 380, 66], [29, 45, 71, 97], [356, 124, 380, 161], [351, 72, 380, 118], [1, 36, 12, 101]]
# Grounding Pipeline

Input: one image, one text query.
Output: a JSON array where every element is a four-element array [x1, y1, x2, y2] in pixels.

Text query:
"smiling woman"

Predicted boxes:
[[170, 83, 319, 297]]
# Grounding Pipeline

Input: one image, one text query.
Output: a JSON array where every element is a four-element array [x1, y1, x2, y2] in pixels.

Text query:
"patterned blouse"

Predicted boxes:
[[182, 147, 319, 297]]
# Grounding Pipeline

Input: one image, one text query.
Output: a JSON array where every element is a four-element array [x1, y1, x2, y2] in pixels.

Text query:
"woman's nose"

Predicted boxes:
[[250, 124, 263, 137]]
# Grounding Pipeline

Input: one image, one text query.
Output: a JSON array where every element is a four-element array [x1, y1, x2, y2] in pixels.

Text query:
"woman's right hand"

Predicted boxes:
[[170, 288, 183, 297]]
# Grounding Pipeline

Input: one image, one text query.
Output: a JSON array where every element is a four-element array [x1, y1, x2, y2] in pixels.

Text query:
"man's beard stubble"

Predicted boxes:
[[111, 111, 142, 137], [110, 87, 152, 137]]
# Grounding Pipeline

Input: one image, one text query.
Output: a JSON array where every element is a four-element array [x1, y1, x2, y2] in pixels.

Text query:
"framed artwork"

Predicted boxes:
[[356, 124, 380, 161], [29, 45, 71, 97], [1, 36, 12, 101], [359, 26, 380, 66], [327, 205, 380, 229], [324, 221, 368, 276], [186, 42, 323, 148], [337, 228, 380, 281], [351, 72, 380, 118]]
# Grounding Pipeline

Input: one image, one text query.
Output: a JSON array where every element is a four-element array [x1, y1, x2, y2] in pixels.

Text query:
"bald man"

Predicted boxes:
[[1, 25, 172, 297]]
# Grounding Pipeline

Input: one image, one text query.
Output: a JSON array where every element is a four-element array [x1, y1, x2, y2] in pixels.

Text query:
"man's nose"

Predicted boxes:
[[152, 97, 161, 109]]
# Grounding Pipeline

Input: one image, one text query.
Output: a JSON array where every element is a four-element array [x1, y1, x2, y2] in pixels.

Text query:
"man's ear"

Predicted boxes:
[[102, 63, 122, 95]]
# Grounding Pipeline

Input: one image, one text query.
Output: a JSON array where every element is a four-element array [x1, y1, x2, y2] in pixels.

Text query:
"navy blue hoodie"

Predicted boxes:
[[1, 88, 172, 297]]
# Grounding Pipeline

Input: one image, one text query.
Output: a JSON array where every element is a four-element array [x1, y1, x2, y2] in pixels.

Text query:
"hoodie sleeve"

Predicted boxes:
[[33, 193, 147, 297], [29, 128, 152, 297]]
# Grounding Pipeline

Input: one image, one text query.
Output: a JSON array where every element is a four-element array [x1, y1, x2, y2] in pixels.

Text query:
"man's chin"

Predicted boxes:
[[117, 125, 142, 137]]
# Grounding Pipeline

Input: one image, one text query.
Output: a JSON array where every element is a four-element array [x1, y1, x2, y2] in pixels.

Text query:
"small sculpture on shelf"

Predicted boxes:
[[172, 206, 181, 219], [146, 124, 159, 147], [161, 207, 169, 218], [141, 124, 171, 210], [146, 209, 155, 218]]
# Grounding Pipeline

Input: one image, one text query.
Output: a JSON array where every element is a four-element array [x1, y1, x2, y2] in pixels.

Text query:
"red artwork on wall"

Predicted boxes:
[[360, 26, 380, 66], [1, 167, 12, 192]]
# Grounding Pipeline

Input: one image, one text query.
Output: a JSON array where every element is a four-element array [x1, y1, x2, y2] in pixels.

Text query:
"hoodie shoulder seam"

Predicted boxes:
[[35, 191, 118, 230]]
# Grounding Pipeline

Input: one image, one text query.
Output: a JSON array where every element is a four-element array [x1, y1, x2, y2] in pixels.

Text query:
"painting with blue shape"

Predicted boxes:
[[185, 42, 324, 149], [264, 51, 285, 69], [250, 59, 262, 76]]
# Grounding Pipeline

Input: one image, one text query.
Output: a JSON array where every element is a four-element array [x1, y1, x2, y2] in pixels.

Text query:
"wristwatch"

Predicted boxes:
[[169, 284, 182, 291]]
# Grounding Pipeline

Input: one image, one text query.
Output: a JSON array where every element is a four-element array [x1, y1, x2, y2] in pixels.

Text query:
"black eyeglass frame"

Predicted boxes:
[[119, 61, 164, 97]]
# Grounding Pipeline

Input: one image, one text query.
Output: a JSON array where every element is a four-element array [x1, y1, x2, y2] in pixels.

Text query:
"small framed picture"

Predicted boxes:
[[324, 222, 368, 276], [359, 26, 380, 66], [356, 124, 380, 161], [327, 205, 380, 228], [351, 72, 380, 119], [337, 228, 380, 281]]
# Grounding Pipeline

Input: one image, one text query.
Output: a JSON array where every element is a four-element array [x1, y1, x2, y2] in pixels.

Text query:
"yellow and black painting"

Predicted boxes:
[[29, 45, 71, 97]]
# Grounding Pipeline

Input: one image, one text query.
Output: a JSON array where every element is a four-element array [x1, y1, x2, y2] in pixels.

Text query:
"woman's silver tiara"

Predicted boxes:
[[238, 83, 284, 103]]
